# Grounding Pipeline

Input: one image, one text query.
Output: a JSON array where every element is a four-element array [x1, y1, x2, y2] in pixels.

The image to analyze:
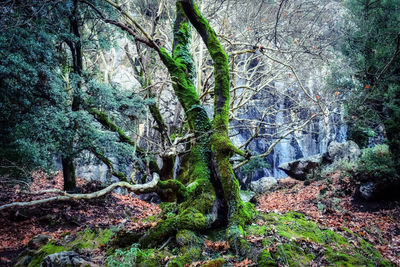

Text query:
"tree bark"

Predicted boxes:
[[178, 1, 255, 254], [61, 0, 82, 191], [61, 156, 76, 192]]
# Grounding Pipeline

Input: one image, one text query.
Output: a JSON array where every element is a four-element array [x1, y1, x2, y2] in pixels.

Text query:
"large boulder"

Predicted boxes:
[[278, 141, 362, 180], [326, 141, 361, 166], [250, 177, 278, 194], [278, 154, 323, 180]]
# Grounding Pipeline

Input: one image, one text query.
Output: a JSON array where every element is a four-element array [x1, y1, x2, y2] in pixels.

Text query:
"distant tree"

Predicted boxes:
[[0, 1, 151, 190], [337, 0, 400, 160]]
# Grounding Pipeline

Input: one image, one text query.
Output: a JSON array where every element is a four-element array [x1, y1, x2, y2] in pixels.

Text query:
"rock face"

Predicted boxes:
[[250, 177, 278, 193], [41, 251, 90, 267], [231, 80, 347, 182], [278, 141, 361, 180]]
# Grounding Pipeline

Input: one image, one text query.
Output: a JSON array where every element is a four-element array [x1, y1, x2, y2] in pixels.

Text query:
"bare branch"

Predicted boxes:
[[0, 173, 160, 211], [233, 114, 317, 170]]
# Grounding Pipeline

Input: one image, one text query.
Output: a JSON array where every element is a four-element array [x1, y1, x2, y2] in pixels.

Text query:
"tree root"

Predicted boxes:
[[139, 206, 210, 248]]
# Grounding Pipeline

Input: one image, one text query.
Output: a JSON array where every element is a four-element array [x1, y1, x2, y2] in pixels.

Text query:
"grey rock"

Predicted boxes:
[[359, 182, 376, 200], [240, 190, 256, 202], [278, 141, 361, 180], [41, 251, 90, 267], [327, 141, 361, 165], [250, 177, 278, 193], [278, 154, 323, 180]]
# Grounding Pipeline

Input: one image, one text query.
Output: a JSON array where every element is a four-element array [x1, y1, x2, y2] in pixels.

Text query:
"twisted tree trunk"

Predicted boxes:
[[137, 1, 255, 255]]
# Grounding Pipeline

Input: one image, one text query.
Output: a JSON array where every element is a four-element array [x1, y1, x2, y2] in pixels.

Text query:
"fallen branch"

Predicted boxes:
[[0, 173, 160, 212]]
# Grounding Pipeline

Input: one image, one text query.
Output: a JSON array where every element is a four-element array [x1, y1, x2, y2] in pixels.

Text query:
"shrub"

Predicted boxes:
[[354, 144, 399, 199]]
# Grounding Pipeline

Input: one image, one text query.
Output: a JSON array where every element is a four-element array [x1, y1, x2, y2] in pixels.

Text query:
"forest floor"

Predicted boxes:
[[256, 174, 400, 265], [0, 172, 160, 266], [0, 171, 399, 266]]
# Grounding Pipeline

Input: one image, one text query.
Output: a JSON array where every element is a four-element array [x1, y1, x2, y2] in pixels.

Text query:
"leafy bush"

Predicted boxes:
[[357, 145, 396, 179], [354, 145, 399, 198]]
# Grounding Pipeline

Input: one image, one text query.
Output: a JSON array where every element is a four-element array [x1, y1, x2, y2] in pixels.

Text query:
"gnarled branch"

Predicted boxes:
[[0, 173, 160, 211]]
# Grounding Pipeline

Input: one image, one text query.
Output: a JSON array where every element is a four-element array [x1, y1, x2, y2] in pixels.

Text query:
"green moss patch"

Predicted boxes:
[[70, 228, 114, 249], [248, 211, 392, 266], [21, 241, 66, 267], [17, 228, 116, 267]]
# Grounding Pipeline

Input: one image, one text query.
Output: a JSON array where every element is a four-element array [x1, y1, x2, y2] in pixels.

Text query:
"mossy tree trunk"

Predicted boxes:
[[86, 0, 256, 257], [136, 0, 255, 254]]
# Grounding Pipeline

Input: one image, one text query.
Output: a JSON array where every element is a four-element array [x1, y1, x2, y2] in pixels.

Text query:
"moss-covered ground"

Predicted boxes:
[[15, 228, 116, 267], [18, 210, 392, 266], [106, 210, 392, 266]]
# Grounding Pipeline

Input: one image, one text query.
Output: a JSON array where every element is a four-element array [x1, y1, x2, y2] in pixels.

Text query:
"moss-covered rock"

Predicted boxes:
[[258, 249, 277, 267], [70, 228, 114, 250], [16, 240, 67, 267], [16, 228, 116, 267]]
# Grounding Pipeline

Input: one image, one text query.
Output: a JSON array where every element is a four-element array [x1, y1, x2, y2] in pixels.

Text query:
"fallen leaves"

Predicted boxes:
[[246, 235, 264, 243], [233, 258, 255, 267], [204, 240, 230, 251], [256, 172, 400, 266], [0, 171, 161, 262]]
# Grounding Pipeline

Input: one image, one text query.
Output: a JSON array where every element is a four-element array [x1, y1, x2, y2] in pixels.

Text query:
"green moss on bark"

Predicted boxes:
[[179, 1, 254, 234]]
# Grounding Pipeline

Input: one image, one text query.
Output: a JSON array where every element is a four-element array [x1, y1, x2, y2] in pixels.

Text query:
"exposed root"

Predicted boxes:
[[139, 207, 210, 248]]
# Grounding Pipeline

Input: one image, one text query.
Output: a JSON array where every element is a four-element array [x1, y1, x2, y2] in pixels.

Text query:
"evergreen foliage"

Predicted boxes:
[[355, 144, 399, 198], [0, 1, 150, 182], [338, 0, 400, 158], [0, 2, 69, 176]]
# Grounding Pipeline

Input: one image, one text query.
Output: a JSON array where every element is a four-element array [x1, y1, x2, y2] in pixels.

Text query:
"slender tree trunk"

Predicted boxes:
[[62, 0, 82, 191], [62, 156, 76, 192]]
